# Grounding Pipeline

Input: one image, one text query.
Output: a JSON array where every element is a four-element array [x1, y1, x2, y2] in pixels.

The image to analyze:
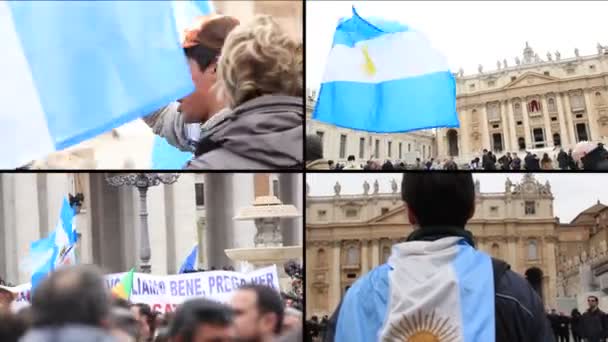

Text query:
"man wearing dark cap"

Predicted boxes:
[[168, 298, 234, 342], [144, 15, 240, 152]]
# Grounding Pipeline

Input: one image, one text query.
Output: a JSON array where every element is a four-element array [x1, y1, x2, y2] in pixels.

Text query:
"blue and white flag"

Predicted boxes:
[[179, 244, 198, 274], [152, 0, 214, 169], [0, 1, 194, 168], [27, 197, 77, 290], [54, 197, 77, 267], [172, 0, 214, 37], [313, 7, 459, 133], [335, 237, 494, 341], [151, 135, 193, 170]]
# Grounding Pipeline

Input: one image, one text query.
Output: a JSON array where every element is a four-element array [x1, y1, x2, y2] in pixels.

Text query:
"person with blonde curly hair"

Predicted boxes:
[[187, 15, 303, 169]]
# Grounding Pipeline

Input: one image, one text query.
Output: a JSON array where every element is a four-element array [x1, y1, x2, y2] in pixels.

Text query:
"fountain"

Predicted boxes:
[[224, 196, 302, 291]]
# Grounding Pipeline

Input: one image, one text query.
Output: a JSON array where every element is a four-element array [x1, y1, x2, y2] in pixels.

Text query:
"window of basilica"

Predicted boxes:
[[528, 240, 538, 260], [547, 98, 557, 113], [525, 201, 536, 215]]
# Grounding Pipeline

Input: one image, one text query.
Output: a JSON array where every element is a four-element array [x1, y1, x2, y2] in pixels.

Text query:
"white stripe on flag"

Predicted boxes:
[[322, 31, 450, 84], [0, 2, 55, 168]]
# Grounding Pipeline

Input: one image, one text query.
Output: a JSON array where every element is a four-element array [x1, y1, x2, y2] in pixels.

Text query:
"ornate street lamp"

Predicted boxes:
[[105, 173, 180, 273]]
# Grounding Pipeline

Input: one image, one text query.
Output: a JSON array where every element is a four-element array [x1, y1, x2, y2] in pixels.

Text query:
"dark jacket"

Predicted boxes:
[[581, 145, 608, 170], [571, 312, 583, 336], [20, 325, 117, 342], [558, 315, 570, 335], [482, 153, 496, 170], [557, 151, 569, 169], [512, 156, 522, 170], [187, 95, 303, 169], [581, 308, 608, 340], [499, 155, 512, 170], [324, 227, 554, 342]]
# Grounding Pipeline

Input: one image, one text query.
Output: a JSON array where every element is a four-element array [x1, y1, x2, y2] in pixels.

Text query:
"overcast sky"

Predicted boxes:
[[306, 1, 608, 90], [307, 173, 608, 223]]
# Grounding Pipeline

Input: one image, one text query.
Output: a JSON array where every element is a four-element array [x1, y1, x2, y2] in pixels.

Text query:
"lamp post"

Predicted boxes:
[[105, 173, 180, 273]]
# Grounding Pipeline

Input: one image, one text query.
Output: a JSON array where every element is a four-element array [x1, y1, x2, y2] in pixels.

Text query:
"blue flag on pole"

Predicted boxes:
[[0, 1, 194, 168], [179, 245, 198, 274], [313, 7, 459, 133], [29, 197, 77, 291]]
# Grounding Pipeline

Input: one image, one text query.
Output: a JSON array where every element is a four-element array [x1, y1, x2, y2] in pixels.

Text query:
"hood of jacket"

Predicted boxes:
[[195, 95, 303, 168], [20, 325, 117, 342]]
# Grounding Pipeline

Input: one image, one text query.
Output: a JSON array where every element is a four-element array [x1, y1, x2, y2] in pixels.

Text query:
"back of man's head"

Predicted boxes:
[[31, 265, 110, 328], [306, 135, 323, 162], [169, 298, 233, 342], [401, 173, 475, 227], [238, 284, 284, 335]]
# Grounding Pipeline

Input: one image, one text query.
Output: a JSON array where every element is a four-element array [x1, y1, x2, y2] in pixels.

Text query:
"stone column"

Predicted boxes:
[[541, 95, 554, 147], [279, 173, 302, 246], [371, 239, 380, 267], [204, 174, 232, 269], [506, 100, 518, 152], [2, 175, 42, 283], [584, 90, 599, 141], [500, 100, 511, 152], [521, 99, 532, 149], [37, 174, 70, 236], [562, 93, 577, 144], [330, 241, 341, 310], [145, 184, 168, 274], [508, 237, 518, 271], [481, 104, 492, 150], [361, 240, 369, 275], [204, 174, 255, 271], [75, 174, 93, 264], [163, 174, 198, 274], [555, 93, 570, 147]]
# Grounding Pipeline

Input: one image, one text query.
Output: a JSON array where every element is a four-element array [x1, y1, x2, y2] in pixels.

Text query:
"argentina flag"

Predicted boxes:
[[0, 1, 194, 168], [25, 197, 77, 290], [335, 237, 494, 342], [313, 7, 459, 133]]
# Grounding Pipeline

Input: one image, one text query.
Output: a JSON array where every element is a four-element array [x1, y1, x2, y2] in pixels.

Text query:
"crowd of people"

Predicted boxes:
[[547, 297, 608, 342], [0, 265, 302, 342], [306, 134, 608, 170]]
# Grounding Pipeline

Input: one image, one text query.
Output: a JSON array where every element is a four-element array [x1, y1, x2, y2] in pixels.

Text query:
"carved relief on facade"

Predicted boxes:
[[341, 241, 360, 268], [316, 248, 328, 268]]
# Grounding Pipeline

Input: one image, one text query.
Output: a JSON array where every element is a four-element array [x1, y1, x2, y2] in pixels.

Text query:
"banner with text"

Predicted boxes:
[[9, 265, 280, 313]]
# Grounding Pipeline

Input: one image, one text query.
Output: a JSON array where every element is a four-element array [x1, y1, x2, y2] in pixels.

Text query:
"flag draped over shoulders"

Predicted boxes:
[[313, 6, 459, 134], [335, 237, 495, 342]]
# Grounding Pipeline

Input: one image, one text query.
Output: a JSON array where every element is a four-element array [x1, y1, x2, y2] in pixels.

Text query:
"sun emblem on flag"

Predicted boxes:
[[361, 45, 377, 77], [383, 310, 459, 342]]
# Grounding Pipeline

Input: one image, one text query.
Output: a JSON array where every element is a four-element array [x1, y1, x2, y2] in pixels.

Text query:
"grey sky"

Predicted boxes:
[[307, 173, 608, 223], [306, 1, 608, 90]]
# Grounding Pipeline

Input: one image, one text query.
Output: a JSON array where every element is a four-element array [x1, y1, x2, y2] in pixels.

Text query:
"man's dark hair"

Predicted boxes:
[[239, 284, 284, 334], [588, 295, 599, 302], [132, 303, 157, 336], [184, 16, 240, 72], [306, 135, 323, 162], [169, 299, 233, 342], [30, 265, 110, 327], [347, 155, 355, 162], [401, 173, 475, 227], [112, 297, 131, 309]]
